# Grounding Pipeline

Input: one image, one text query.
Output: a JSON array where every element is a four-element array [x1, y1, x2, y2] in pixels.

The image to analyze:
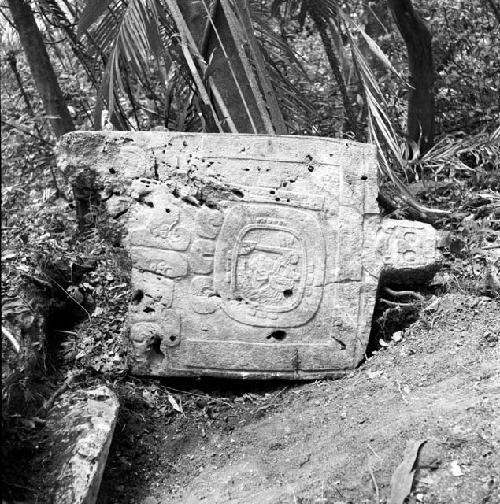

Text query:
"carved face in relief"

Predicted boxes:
[[214, 205, 325, 328], [235, 231, 302, 310]]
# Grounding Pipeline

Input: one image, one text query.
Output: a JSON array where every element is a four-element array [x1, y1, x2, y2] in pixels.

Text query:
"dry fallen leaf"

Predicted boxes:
[[143, 390, 156, 408], [389, 439, 426, 504], [168, 393, 183, 414]]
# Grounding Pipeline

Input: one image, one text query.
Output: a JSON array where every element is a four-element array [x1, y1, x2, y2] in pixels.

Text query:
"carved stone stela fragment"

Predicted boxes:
[[59, 132, 441, 379]]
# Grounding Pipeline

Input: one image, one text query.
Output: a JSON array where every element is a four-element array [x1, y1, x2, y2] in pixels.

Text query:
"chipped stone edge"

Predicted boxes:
[[52, 386, 120, 504]]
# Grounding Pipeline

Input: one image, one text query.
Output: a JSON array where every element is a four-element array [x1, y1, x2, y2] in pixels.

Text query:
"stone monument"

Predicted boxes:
[[58, 132, 440, 379]]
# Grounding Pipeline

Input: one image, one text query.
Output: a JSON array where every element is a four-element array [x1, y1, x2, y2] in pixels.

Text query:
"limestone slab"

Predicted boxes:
[[46, 385, 119, 504], [58, 132, 441, 379]]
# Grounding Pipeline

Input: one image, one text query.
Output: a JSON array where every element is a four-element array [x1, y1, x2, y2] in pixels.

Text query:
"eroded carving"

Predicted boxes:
[[377, 221, 437, 268], [160, 310, 181, 349], [233, 227, 303, 311], [130, 271, 173, 320], [195, 207, 224, 239], [131, 247, 188, 278], [130, 321, 161, 344], [214, 205, 325, 327], [129, 309, 181, 359], [128, 184, 193, 251], [150, 224, 191, 250], [190, 276, 219, 314], [190, 239, 216, 274]]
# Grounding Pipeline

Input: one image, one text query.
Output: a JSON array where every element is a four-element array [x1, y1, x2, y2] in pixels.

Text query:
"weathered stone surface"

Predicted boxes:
[[47, 386, 119, 504], [58, 132, 441, 379]]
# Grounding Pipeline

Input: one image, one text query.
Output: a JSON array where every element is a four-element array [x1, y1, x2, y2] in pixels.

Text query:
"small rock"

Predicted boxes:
[[143, 497, 158, 504], [392, 331, 403, 343], [450, 460, 464, 477], [482, 331, 498, 346], [196, 397, 208, 409], [424, 296, 441, 312], [66, 285, 84, 304]]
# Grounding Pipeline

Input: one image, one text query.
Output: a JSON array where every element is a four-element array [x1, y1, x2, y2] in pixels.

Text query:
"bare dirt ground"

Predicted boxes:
[[97, 293, 499, 504]]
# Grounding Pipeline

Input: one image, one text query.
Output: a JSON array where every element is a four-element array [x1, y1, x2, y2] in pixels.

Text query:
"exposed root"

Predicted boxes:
[[384, 287, 425, 302], [2, 326, 21, 353], [368, 466, 381, 504], [36, 370, 82, 415], [379, 298, 415, 308]]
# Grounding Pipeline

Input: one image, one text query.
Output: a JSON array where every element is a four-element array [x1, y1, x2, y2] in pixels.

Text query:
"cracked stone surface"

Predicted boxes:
[[58, 132, 441, 379], [46, 386, 119, 504]]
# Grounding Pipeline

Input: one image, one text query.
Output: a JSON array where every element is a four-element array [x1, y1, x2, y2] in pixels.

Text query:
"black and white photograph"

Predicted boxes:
[[1, 1, 499, 503]]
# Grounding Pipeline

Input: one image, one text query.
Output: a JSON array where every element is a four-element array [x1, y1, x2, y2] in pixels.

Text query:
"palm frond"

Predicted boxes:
[[249, 0, 317, 131], [77, 0, 113, 38], [270, 0, 450, 218], [346, 25, 450, 219], [79, 0, 290, 133], [39, 0, 101, 88], [338, 9, 401, 79], [78, 0, 166, 125], [198, 0, 259, 133], [163, 0, 225, 132], [238, 0, 287, 133]]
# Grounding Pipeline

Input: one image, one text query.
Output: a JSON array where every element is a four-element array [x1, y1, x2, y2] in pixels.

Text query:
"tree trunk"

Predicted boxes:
[[179, 0, 284, 134], [7, 0, 74, 138], [7, 51, 34, 116], [204, 0, 266, 133], [388, 0, 435, 154], [309, 9, 360, 140]]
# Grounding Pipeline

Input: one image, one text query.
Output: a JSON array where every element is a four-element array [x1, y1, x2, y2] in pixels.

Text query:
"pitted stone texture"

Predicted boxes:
[[59, 132, 441, 379], [47, 386, 119, 504]]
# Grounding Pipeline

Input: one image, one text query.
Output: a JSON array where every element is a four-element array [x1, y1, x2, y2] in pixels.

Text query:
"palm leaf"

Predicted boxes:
[[197, 0, 258, 133], [77, 0, 113, 38], [239, 0, 287, 133], [338, 9, 402, 79], [163, 0, 226, 132], [347, 27, 450, 219], [79, 0, 166, 125], [250, 0, 317, 131], [272, 0, 449, 217]]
